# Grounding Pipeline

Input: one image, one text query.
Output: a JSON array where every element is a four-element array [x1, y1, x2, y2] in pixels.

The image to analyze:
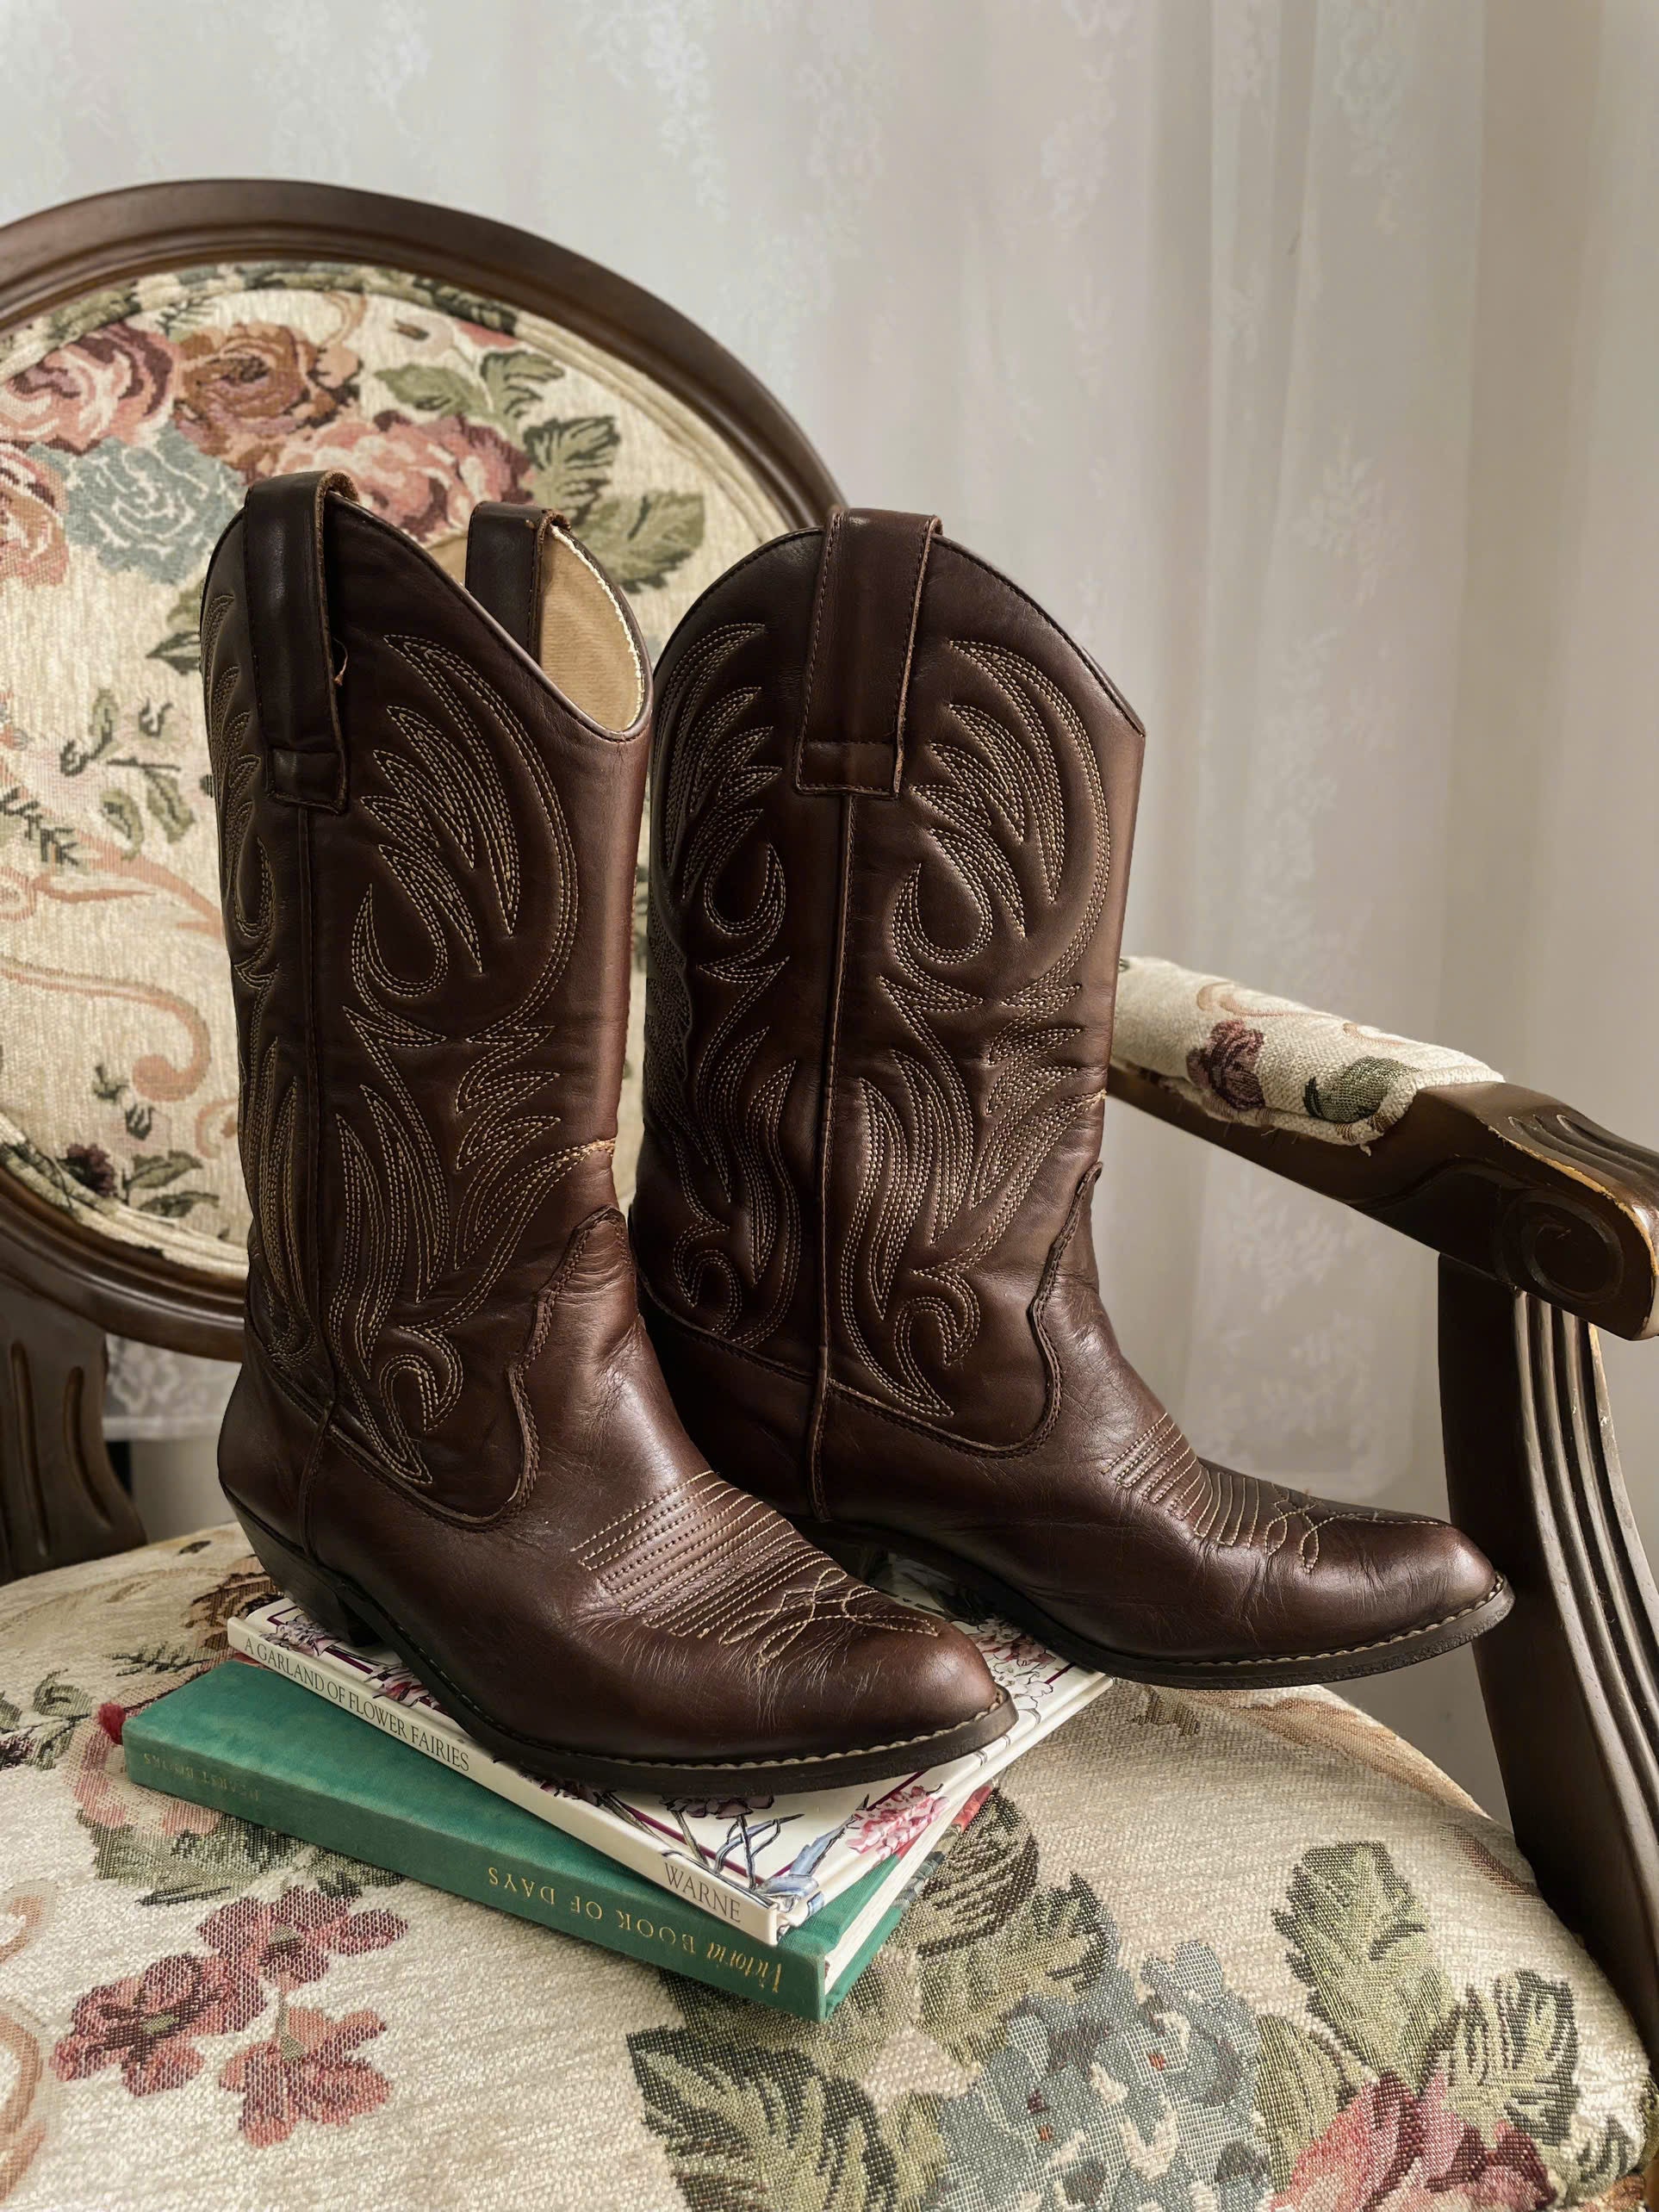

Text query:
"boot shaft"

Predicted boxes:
[[637, 508, 1145, 1445], [205, 477, 650, 1503]]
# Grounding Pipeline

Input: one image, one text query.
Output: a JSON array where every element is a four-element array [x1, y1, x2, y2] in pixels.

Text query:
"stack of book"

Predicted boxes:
[[127, 1565, 1103, 2020]]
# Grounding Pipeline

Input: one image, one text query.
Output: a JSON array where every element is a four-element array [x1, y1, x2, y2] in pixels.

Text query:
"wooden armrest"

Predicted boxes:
[[1110, 1065, 1659, 1341]]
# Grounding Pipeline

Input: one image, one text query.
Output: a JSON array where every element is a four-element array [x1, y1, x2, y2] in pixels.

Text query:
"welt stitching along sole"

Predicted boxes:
[[228, 1501, 1015, 1793], [786, 1516, 1515, 1690]]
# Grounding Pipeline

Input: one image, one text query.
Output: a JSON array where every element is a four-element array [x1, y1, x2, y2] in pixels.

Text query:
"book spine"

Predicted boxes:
[[123, 1731, 830, 2021], [224, 1621, 781, 1945]]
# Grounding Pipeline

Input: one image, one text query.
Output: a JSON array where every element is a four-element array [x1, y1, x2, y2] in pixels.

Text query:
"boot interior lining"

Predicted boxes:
[[430, 522, 645, 732], [539, 530, 645, 731]]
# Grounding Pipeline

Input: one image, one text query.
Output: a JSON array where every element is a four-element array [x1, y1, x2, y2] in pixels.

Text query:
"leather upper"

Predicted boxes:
[[205, 479, 1008, 1770], [635, 511, 1504, 1670]]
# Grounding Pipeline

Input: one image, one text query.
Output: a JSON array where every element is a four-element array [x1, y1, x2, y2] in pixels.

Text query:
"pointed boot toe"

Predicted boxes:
[[1238, 1494, 1511, 1683], [815, 1611, 1012, 1770]]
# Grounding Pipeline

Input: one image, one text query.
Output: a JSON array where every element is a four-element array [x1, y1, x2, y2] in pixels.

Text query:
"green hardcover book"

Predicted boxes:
[[124, 1662, 960, 2021]]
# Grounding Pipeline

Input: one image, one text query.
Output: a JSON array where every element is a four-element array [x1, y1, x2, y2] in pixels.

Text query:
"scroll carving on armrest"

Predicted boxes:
[[1109, 956, 1659, 1339]]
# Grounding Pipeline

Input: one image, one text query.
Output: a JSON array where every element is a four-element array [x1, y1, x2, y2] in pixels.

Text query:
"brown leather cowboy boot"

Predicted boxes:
[[633, 507, 1512, 1687], [203, 477, 1011, 1787]]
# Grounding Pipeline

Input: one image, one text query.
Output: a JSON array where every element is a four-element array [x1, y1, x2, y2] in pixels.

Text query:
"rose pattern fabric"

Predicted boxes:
[[1188, 1016, 1269, 1111], [55, 423, 242, 584], [1277, 2071, 1551, 2212], [0, 442, 68, 585], [270, 407, 531, 537], [0, 1525, 1651, 2206], [52, 1885, 404, 2143], [198, 1887, 406, 1991], [53, 1950, 263, 2097], [219, 2004, 391, 2147], [1113, 957, 1501, 1146], [0, 320, 174, 452], [0, 257, 772, 1292], [171, 321, 356, 471]]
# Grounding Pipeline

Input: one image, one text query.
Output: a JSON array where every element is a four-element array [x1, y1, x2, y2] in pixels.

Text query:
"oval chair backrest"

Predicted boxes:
[[0, 248, 794, 1286]]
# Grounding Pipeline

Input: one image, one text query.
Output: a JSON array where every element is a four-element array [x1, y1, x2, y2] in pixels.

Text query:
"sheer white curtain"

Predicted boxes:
[[8, 0, 1657, 1799]]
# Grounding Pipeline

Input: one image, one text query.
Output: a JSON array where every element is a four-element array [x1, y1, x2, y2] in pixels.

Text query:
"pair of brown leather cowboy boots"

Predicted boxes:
[[202, 475, 1510, 1791]]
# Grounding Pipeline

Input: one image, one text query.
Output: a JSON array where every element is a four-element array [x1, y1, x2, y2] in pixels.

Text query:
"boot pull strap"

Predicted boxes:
[[242, 470, 358, 811], [465, 501, 566, 659], [795, 506, 940, 796]]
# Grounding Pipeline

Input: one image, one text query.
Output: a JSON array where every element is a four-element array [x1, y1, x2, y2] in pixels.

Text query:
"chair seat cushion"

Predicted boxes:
[[1, 1526, 1650, 2211]]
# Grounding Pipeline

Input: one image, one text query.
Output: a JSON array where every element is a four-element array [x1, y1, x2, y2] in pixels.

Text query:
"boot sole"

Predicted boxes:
[[790, 1517, 1515, 1688], [227, 1502, 1016, 1792]]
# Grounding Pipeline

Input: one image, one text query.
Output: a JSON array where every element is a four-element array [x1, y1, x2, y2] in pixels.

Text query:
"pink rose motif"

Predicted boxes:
[[53, 1953, 262, 2096], [978, 1628, 1052, 1675], [0, 321, 174, 452], [1277, 2071, 1551, 2212], [0, 445, 67, 587], [270, 411, 531, 541], [843, 1781, 941, 1857], [198, 1886, 406, 1991], [220, 2004, 390, 2147], [173, 322, 357, 474], [1186, 1018, 1267, 1114]]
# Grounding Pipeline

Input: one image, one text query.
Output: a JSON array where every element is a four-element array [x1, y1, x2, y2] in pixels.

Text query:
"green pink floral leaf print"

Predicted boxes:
[[578, 488, 705, 593], [1426, 1971, 1578, 2148], [1273, 1840, 1455, 2087], [1262, 1841, 1643, 2208], [633, 1817, 1643, 2212], [1273, 2068, 1553, 2211], [475, 346, 566, 429], [525, 413, 622, 515], [0, 279, 706, 594], [1304, 1055, 1400, 1126], [632, 1794, 1268, 2212], [378, 363, 494, 422], [631, 2037, 904, 2212], [1257, 2012, 1353, 2186], [3, 1564, 399, 1912], [146, 583, 205, 675]]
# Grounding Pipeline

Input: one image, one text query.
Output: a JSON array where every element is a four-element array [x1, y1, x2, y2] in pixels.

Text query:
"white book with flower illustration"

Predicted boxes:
[[226, 1563, 1104, 1947]]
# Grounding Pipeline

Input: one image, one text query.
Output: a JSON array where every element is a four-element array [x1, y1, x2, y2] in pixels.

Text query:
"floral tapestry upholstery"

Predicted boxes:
[[0, 258, 788, 1279], [0, 1526, 1650, 2211], [1113, 956, 1502, 1147]]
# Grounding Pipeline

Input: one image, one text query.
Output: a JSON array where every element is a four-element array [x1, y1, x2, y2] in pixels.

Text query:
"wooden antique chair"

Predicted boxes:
[[1, 182, 1654, 2210]]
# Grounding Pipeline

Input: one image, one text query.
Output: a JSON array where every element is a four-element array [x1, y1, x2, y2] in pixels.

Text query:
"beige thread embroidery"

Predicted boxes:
[[644, 622, 803, 1351], [324, 632, 589, 1486], [840, 641, 1111, 1419], [574, 1473, 939, 1665], [1104, 1413, 1392, 1564]]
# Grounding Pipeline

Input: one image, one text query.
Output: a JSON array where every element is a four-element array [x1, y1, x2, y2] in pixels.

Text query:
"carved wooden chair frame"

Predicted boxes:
[[2, 183, 1655, 2055]]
